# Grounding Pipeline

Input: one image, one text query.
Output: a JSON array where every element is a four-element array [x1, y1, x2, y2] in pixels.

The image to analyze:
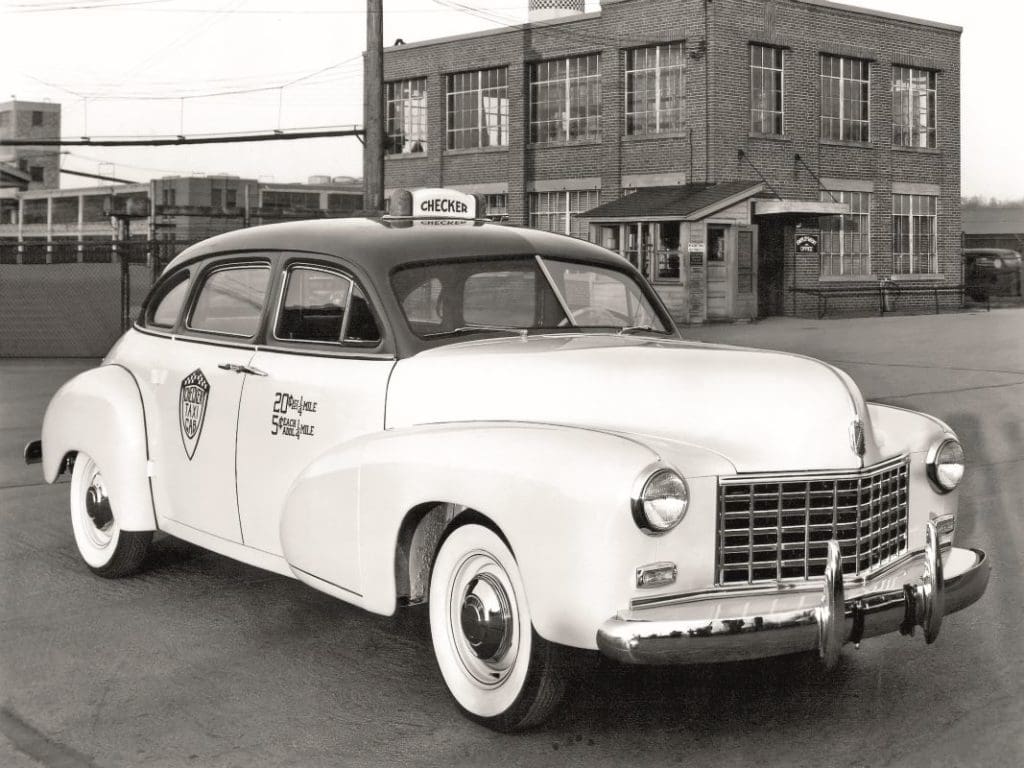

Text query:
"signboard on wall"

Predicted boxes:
[[795, 233, 819, 254], [687, 242, 705, 266]]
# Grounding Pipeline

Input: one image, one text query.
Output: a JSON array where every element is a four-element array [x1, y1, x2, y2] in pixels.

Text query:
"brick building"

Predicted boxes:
[[381, 0, 962, 321], [0, 100, 61, 191]]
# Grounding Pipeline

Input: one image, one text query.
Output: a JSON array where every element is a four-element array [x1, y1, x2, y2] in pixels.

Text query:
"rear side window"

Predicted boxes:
[[275, 266, 381, 346], [147, 273, 190, 328], [188, 265, 270, 337]]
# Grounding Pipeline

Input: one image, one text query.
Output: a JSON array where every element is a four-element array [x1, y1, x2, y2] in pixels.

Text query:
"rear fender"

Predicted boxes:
[[41, 364, 156, 532]]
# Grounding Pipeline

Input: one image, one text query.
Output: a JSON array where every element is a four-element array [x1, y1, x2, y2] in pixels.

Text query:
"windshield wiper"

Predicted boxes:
[[423, 325, 527, 339], [618, 325, 667, 335]]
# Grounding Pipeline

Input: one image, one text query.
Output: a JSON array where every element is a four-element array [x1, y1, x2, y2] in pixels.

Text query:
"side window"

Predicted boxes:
[[147, 272, 190, 328], [275, 266, 382, 346], [188, 265, 270, 337], [401, 277, 443, 326]]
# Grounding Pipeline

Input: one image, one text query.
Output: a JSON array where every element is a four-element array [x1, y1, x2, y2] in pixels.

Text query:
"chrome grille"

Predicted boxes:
[[717, 457, 909, 585]]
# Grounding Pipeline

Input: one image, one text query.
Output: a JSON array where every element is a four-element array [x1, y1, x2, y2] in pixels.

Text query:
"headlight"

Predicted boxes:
[[926, 438, 965, 493], [631, 466, 689, 534]]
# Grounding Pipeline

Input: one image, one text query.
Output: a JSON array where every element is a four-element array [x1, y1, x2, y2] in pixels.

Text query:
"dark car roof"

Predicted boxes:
[[159, 217, 676, 358], [164, 217, 628, 278]]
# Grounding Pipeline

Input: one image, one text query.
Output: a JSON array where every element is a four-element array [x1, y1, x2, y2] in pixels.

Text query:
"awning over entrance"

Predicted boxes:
[[582, 181, 764, 222], [753, 199, 849, 216]]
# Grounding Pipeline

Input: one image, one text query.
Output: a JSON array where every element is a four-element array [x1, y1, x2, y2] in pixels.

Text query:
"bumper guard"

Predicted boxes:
[[597, 521, 990, 666]]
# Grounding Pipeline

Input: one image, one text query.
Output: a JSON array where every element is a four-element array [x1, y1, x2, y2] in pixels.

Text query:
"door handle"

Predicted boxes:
[[218, 363, 268, 377]]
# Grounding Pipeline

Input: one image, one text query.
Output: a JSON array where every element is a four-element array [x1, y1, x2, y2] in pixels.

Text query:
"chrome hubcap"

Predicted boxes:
[[85, 481, 113, 530], [448, 551, 520, 686], [460, 574, 513, 662]]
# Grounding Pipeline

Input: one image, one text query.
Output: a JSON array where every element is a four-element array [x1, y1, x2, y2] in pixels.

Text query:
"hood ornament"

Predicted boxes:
[[849, 418, 866, 458]]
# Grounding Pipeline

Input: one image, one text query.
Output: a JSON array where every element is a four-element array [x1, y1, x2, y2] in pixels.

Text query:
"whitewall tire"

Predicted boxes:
[[69, 452, 151, 578], [429, 523, 565, 731]]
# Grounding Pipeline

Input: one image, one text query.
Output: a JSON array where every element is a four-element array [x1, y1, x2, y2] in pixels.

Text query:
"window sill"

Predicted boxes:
[[819, 138, 874, 149], [747, 132, 791, 142], [621, 131, 690, 143], [891, 145, 941, 155], [528, 139, 602, 149], [890, 273, 945, 282], [385, 153, 430, 161], [818, 274, 878, 282], [444, 146, 509, 156]]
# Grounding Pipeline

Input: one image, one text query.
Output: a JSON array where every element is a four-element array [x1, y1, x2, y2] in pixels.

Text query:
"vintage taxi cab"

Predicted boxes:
[[27, 188, 989, 731]]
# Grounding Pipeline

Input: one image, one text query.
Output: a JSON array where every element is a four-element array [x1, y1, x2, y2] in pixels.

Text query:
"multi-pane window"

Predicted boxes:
[[892, 66, 936, 148], [821, 55, 869, 142], [892, 194, 937, 274], [528, 190, 600, 240], [750, 45, 784, 135], [530, 55, 601, 144], [819, 191, 871, 276], [386, 78, 428, 155], [447, 68, 508, 150], [625, 42, 686, 135]]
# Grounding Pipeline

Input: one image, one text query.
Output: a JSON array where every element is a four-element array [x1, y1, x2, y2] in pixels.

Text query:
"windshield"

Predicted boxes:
[[391, 255, 669, 340]]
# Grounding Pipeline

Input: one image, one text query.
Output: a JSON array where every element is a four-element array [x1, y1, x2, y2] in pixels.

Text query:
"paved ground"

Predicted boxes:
[[2, 309, 1022, 767]]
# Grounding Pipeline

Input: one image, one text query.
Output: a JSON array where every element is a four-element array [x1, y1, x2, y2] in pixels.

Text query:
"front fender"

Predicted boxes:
[[281, 421, 731, 650], [41, 364, 156, 532]]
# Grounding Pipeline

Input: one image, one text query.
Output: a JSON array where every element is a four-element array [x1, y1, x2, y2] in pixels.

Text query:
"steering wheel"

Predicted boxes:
[[559, 306, 631, 327]]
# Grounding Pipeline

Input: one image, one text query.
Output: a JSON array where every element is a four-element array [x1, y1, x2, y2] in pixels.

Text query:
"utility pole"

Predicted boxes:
[[363, 0, 385, 213]]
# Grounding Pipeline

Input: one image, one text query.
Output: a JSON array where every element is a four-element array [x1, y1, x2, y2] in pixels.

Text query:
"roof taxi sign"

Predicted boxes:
[[389, 188, 484, 221]]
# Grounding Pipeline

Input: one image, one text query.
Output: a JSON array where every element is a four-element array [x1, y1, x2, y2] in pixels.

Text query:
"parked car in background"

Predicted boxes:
[[27, 189, 990, 731], [963, 247, 1022, 301]]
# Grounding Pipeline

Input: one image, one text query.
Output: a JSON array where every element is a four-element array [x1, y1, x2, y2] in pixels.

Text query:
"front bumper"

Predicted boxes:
[[597, 523, 990, 666]]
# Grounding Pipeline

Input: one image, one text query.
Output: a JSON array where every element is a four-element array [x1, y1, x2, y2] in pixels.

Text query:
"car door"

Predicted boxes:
[[235, 260, 394, 588], [147, 258, 273, 543]]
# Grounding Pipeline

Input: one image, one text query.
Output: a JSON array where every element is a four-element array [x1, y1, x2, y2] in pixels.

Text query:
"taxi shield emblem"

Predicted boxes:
[[179, 368, 210, 460]]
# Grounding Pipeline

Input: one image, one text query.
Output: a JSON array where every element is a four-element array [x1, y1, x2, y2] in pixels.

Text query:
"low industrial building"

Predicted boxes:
[[381, 0, 962, 321]]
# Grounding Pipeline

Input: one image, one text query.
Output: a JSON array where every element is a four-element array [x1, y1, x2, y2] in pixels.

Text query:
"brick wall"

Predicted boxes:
[[381, 0, 961, 318]]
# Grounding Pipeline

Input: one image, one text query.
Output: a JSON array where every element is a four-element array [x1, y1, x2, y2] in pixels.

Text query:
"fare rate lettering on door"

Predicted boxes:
[[271, 392, 318, 439]]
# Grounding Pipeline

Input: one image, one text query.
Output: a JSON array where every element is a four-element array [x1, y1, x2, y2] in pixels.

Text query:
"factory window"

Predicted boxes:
[[386, 78, 428, 155], [750, 45, 784, 135], [22, 199, 47, 225], [892, 194, 937, 274], [819, 191, 871, 276], [530, 54, 601, 144], [262, 191, 320, 210], [624, 42, 686, 135], [821, 55, 869, 142], [892, 66, 936, 148], [30, 166, 45, 182], [528, 190, 600, 240], [327, 193, 360, 212], [0, 112, 9, 127], [31, 111, 43, 126], [162, 188, 177, 207], [52, 196, 79, 225], [446, 68, 508, 150]]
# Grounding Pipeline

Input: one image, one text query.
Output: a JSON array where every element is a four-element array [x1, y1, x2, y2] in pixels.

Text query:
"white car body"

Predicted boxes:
[[31, 191, 990, 730]]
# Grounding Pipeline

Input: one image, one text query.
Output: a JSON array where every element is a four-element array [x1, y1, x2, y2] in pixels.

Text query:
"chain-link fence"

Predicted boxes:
[[0, 239, 193, 357]]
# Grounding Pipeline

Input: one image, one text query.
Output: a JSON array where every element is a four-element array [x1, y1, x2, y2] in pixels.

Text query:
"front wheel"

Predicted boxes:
[[429, 524, 565, 731], [69, 452, 152, 578]]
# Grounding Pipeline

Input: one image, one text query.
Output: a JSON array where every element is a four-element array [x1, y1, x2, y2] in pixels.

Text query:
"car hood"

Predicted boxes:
[[385, 334, 882, 474]]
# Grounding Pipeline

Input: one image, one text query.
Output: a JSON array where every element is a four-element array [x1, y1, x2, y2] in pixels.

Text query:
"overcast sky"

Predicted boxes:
[[2, 0, 1020, 199]]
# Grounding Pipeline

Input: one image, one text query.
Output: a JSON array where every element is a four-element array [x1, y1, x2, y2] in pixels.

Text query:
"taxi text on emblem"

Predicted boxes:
[[179, 369, 210, 460]]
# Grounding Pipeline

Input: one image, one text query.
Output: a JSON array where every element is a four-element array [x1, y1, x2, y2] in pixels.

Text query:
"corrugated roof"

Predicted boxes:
[[581, 181, 762, 221]]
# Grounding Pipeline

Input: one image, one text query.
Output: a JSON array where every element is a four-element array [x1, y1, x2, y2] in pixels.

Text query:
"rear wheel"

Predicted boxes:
[[428, 524, 565, 731], [69, 452, 151, 578]]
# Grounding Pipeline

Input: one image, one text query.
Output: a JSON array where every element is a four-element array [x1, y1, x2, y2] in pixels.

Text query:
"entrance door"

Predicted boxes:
[[706, 225, 730, 319], [758, 219, 785, 316]]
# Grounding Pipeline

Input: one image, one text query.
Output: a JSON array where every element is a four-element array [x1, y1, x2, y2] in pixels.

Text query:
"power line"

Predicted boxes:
[[0, 126, 364, 147]]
